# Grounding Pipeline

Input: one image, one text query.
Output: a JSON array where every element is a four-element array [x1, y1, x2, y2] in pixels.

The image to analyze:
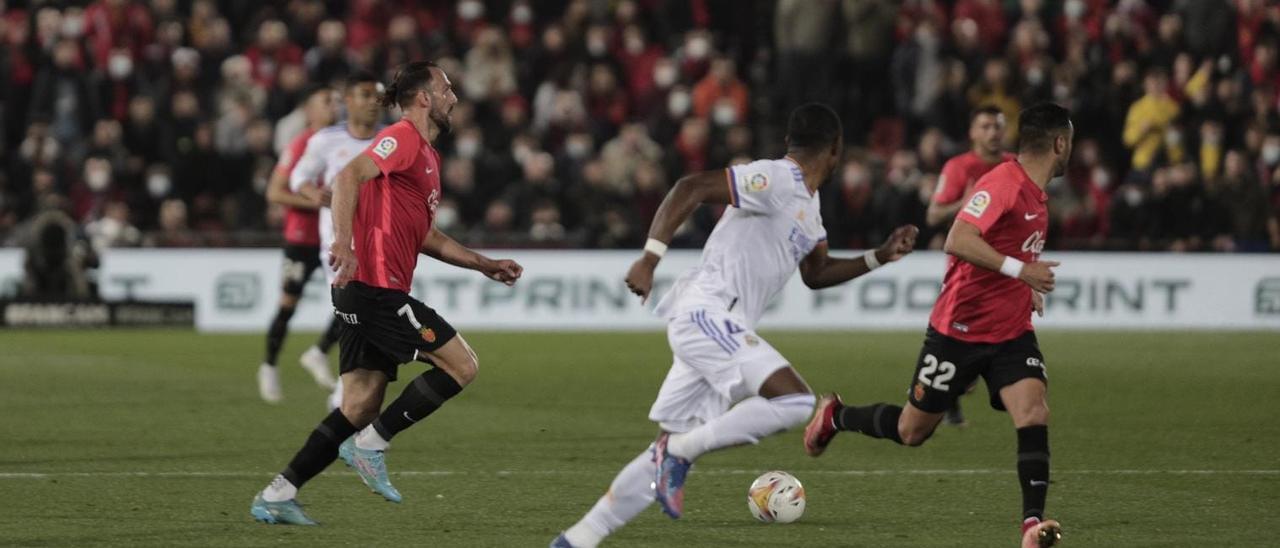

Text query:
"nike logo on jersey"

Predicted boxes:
[[1024, 213, 1040, 220], [403, 411, 417, 423], [425, 167, 434, 175]]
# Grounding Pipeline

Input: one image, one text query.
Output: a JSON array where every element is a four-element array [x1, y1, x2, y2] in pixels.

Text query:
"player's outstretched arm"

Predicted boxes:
[[329, 154, 381, 286], [419, 227, 522, 286], [624, 170, 733, 301], [944, 219, 1059, 293], [799, 225, 919, 290]]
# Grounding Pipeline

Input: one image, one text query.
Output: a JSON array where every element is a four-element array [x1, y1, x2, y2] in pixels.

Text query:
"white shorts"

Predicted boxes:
[[647, 308, 790, 433]]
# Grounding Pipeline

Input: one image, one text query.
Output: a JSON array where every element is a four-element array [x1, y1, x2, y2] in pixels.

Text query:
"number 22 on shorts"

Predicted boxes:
[[918, 354, 956, 391]]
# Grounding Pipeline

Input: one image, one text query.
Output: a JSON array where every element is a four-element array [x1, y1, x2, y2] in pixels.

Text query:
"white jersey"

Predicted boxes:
[[289, 123, 376, 283], [654, 158, 826, 329]]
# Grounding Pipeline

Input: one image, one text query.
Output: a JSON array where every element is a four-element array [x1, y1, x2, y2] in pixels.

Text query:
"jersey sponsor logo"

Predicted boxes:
[[373, 137, 398, 159], [963, 190, 991, 217], [745, 172, 769, 193], [1022, 230, 1046, 255]]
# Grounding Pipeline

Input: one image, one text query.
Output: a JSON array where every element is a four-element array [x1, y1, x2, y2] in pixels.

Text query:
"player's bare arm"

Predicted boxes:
[[266, 167, 321, 209], [944, 219, 1059, 293], [624, 169, 734, 301], [420, 226, 523, 286], [925, 194, 964, 228], [799, 225, 919, 289], [294, 182, 332, 207], [329, 154, 381, 287]]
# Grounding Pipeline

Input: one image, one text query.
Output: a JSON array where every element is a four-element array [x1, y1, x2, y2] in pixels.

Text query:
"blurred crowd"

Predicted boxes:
[[2, 0, 1279, 257]]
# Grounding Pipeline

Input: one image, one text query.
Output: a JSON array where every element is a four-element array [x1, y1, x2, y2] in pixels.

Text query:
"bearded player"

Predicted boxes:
[[805, 103, 1071, 548], [927, 105, 1014, 427], [250, 61, 523, 525]]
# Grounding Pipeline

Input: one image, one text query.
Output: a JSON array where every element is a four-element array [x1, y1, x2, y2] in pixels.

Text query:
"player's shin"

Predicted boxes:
[[1016, 425, 1050, 521], [833, 403, 905, 444], [564, 446, 658, 548], [264, 306, 296, 366], [356, 367, 463, 450], [269, 409, 359, 497], [667, 393, 815, 461], [315, 316, 342, 354]]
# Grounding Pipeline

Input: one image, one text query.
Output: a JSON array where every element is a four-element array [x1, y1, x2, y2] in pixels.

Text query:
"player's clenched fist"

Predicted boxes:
[[625, 255, 658, 303], [879, 224, 919, 263], [482, 258, 524, 286], [1019, 260, 1060, 293], [329, 241, 357, 287]]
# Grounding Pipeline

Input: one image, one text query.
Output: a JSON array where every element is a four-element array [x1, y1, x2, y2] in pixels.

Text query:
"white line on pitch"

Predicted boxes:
[[0, 469, 1276, 479]]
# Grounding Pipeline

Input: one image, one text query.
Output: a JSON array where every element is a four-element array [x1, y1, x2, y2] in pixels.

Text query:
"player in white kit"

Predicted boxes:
[[551, 104, 919, 547], [287, 72, 384, 410]]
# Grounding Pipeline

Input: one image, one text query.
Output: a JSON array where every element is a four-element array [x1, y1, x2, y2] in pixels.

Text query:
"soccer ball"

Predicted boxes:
[[747, 471, 806, 523]]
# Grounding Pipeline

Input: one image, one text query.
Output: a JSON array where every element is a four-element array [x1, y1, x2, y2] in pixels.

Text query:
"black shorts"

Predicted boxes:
[[331, 281, 457, 382], [281, 244, 322, 296], [907, 327, 1048, 414]]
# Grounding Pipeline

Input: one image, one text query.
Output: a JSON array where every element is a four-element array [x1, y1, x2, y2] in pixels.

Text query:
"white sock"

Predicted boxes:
[[354, 425, 390, 451], [667, 393, 816, 461], [564, 445, 657, 548], [326, 377, 344, 412], [261, 474, 298, 502]]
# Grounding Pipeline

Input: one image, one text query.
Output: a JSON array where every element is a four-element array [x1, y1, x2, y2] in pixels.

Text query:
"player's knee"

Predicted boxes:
[[340, 399, 379, 427], [898, 423, 936, 447], [1012, 401, 1050, 428], [441, 352, 478, 386], [770, 393, 816, 429], [279, 295, 299, 309]]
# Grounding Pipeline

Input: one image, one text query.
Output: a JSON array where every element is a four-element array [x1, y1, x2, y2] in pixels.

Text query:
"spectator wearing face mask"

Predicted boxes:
[[691, 57, 748, 127]]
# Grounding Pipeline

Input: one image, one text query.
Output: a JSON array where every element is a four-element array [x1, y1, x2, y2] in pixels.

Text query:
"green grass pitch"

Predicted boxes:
[[1, 329, 1277, 547]]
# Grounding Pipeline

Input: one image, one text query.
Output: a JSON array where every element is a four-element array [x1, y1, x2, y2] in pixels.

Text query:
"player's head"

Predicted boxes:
[[785, 103, 843, 178], [382, 60, 457, 134], [1017, 102, 1074, 177], [300, 84, 336, 128], [969, 105, 1005, 156], [344, 70, 383, 125]]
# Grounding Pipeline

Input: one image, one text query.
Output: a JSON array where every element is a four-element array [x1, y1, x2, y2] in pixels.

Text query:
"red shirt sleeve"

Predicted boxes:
[[933, 156, 968, 204], [954, 178, 1015, 233], [274, 134, 309, 177], [364, 122, 417, 175]]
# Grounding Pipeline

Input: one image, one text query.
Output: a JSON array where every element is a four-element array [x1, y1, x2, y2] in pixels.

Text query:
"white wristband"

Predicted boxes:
[[644, 238, 668, 258], [863, 249, 882, 271], [1000, 256, 1025, 278]]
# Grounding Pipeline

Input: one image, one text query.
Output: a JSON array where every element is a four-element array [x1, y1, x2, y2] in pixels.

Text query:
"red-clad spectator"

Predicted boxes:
[[453, 0, 490, 47], [691, 57, 748, 123], [585, 64, 629, 135], [507, 0, 537, 50], [83, 0, 154, 69], [1248, 41, 1280, 91], [243, 20, 303, 89], [954, 0, 1008, 54], [615, 24, 665, 103], [670, 117, 710, 176]]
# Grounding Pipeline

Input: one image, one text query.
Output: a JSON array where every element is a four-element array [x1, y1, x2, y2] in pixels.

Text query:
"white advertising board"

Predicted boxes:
[[1, 249, 1277, 332]]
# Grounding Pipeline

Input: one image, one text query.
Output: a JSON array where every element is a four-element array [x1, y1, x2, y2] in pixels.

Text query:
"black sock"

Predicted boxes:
[[1016, 425, 1050, 521], [315, 316, 342, 353], [281, 409, 358, 489], [264, 306, 296, 366], [371, 368, 463, 441], [833, 403, 904, 444]]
